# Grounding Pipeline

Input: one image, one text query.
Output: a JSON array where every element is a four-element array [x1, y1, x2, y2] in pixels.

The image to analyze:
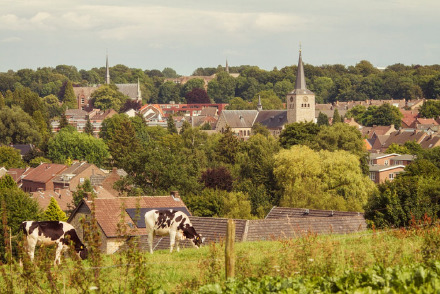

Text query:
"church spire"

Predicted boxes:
[[225, 59, 229, 73], [106, 52, 110, 84], [294, 48, 307, 90], [257, 95, 262, 111]]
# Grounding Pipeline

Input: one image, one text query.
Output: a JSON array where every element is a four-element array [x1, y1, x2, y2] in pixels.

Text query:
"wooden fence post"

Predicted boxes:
[[225, 219, 235, 279]]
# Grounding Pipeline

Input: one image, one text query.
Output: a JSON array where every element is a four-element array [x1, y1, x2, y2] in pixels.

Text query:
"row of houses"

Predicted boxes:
[[6, 161, 125, 212]]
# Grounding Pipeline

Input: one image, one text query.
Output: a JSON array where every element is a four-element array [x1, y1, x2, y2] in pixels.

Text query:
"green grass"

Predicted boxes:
[[0, 228, 433, 293]]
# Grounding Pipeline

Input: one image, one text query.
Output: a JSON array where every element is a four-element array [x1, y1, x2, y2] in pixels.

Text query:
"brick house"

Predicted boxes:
[[367, 153, 413, 184], [369, 165, 405, 184], [68, 193, 190, 254], [52, 162, 107, 191], [7, 167, 33, 187], [21, 163, 67, 193]]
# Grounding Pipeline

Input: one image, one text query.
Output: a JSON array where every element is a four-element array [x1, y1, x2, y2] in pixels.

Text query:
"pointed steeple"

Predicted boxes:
[[225, 59, 229, 73], [257, 95, 262, 111], [294, 48, 307, 90], [137, 77, 141, 101], [106, 52, 110, 84]]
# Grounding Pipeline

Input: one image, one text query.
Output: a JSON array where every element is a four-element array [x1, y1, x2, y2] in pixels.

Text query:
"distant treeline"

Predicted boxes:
[[1, 61, 440, 106]]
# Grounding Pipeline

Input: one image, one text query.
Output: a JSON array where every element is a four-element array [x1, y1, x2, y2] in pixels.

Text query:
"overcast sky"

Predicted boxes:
[[1, 0, 439, 76]]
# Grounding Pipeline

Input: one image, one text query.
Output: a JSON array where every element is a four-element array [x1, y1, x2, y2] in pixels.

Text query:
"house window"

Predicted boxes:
[[80, 178, 84, 183], [389, 173, 395, 180], [369, 172, 376, 181], [384, 160, 389, 166]]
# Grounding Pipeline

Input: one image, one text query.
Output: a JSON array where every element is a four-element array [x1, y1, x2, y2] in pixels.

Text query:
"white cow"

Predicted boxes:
[[21, 221, 88, 265], [145, 209, 204, 253]]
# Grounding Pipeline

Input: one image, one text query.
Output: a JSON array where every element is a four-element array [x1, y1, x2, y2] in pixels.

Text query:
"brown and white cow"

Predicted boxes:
[[145, 209, 204, 254], [21, 221, 88, 265]]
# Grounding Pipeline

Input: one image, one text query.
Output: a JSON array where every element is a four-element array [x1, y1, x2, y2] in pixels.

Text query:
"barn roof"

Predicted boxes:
[[265, 207, 363, 219]]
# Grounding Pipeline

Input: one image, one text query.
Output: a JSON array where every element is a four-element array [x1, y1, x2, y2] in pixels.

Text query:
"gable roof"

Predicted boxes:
[[11, 144, 34, 156], [22, 163, 67, 184], [220, 110, 258, 128], [69, 196, 190, 237], [266, 206, 363, 219], [255, 110, 287, 129], [30, 188, 73, 212], [420, 135, 440, 149], [381, 130, 427, 150], [73, 86, 99, 99], [52, 162, 97, 184], [115, 84, 139, 100]]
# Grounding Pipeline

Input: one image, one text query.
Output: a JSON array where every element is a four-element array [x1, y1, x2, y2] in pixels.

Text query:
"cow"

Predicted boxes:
[[20, 221, 88, 265], [145, 209, 204, 254]]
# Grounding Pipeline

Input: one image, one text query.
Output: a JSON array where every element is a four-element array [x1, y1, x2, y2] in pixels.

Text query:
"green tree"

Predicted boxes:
[[61, 80, 77, 109], [227, 97, 253, 110], [0, 92, 4, 109], [59, 112, 69, 129], [72, 179, 93, 208], [158, 81, 181, 103], [0, 187, 41, 260], [106, 119, 142, 168], [42, 197, 67, 221], [91, 84, 128, 111], [278, 122, 321, 149], [43, 94, 63, 118], [47, 128, 110, 167], [167, 115, 178, 134], [251, 90, 283, 110], [419, 100, 440, 119], [0, 146, 25, 169], [207, 71, 236, 103], [252, 122, 271, 137], [359, 104, 403, 128], [29, 156, 51, 168], [317, 112, 329, 126], [0, 106, 42, 145], [84, 116, 94, 136], [217, 126, 240, 165], [274, 145, 376, 211], [0, 174, 17, 189], [181, 78, 205, 97], [315, 123, 366, 158], [273, 80, 294, 100], [332, 108, 342, 124], [365, 175, 440, 228], [162, 67, 179, 78]]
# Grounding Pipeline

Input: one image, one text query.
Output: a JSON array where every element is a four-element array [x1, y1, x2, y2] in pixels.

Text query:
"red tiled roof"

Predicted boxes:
[[30, 188, 73, 211], [23, 163, 67, 183]]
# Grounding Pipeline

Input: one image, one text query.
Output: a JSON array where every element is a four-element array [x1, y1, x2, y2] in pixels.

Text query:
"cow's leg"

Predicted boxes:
[[148, 232, 154, 254], [26, 237, 37, 262], [55, 242, 64, 266], [169, 231, 177, 253]]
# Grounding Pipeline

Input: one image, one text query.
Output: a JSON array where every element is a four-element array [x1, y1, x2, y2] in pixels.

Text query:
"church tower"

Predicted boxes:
[[106, 53, 110, 85], [286, 49, 315, 123]]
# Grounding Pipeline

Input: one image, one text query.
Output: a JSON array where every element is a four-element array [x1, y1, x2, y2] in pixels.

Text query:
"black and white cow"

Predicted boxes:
[[145, 209, 204, 254], [21, 221, 88, 265]]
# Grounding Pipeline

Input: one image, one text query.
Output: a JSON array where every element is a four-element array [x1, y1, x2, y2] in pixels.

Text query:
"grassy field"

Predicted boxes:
[[0, 226, 437, 293]]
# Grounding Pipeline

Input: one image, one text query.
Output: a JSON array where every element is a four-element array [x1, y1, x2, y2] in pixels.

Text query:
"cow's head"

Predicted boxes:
[[191, 234, 205, 248], [77, 245, 88, 260]]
